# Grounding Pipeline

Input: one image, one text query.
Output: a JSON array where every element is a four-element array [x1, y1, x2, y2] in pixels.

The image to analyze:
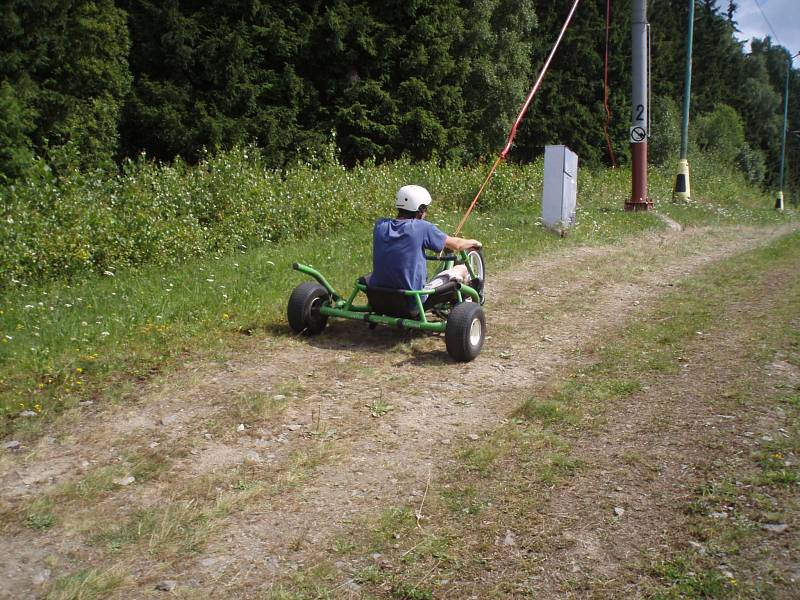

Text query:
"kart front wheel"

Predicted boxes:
[[445, 302, 486, 362], [465, 248, 485, 304], [287, 282, 330, 335]]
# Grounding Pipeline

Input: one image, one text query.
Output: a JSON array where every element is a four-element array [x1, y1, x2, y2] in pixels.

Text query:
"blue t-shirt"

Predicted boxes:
[[370, 218, 447, 291]]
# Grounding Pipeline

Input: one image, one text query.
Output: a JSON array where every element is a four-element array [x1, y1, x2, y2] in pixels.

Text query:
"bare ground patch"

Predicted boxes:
[[455, 246, 800, 598], [0, 224, 796, 598]]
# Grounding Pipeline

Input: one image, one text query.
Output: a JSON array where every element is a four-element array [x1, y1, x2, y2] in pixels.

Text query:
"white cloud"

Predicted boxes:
[[726, 0, 800, 54]]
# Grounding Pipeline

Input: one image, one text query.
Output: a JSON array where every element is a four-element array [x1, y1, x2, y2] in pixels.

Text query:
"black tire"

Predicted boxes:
[[445, 302, 486, 362], [287, 282, 330, 335]]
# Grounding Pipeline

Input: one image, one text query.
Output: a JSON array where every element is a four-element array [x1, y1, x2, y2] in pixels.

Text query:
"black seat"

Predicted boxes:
[[359, 276, 459, 319], [359, 276, 418, 318]]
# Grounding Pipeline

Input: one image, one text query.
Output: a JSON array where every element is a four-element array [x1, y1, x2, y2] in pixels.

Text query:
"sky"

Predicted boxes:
[[725, 0, 800, 55]]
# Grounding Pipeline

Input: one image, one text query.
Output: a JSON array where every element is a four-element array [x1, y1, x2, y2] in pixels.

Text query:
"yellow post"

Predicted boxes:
[[673, 158, 691, 202]]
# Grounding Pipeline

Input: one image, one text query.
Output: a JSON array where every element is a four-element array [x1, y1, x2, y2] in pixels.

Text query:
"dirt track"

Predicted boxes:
[[0, 223, 797, 598]]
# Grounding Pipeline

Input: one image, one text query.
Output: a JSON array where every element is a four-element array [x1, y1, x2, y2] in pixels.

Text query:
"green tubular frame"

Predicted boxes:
[[292, 262, 341, 301], [292, 251, 480, 334]]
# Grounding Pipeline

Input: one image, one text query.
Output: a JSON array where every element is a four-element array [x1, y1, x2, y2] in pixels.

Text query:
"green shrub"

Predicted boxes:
[[0, 144, 546, 289], [1, 141, 781, 293], [0, 81, 36, 182], [649, 95, 681, 167], [693, 104, 745, 165], [737, 142, 766, 187]]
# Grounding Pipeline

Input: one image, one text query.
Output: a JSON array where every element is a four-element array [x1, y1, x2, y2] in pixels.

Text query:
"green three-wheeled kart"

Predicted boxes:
[[287, 249, 486, 362]]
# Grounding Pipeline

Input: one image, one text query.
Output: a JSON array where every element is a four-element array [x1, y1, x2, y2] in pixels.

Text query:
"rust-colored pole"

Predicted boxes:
[[631, 143, 649, 207]]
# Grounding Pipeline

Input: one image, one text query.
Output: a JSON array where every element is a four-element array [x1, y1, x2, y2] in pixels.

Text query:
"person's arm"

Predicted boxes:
[[444, 235, 481, 252]]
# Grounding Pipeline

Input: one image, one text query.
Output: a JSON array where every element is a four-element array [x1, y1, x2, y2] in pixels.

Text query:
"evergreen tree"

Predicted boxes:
[[0, 0, 131, 169], [513, 0, 631, 167], [689, 0, 745, 113], [120, 0, 319, 164], [306, 0, 538, 165], [726, 1, 737, 23], [734, 47, 783, 182], [0, 81, 35, 180], [460, 0, 537, 157], [649, 0, 687, 102], [1, 0, 794, 182]]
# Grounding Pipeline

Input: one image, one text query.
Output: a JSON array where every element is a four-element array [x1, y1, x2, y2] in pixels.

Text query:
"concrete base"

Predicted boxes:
[[625, 199, 654, 211], [775, 191, 784, 211]]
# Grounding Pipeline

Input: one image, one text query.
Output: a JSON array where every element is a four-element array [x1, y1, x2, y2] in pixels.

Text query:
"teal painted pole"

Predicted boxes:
[[679, 0, 694, 160], [673, 0, 694, 202], [777, 53, 798, 210]]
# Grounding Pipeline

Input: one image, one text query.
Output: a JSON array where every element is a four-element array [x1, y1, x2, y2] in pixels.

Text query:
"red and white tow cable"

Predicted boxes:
[[453, 0, 582, 237]]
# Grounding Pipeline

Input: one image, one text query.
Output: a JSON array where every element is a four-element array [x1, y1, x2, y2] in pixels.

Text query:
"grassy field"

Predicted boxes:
[[0, 157, 797, 597], [1, 153, 793, 438]]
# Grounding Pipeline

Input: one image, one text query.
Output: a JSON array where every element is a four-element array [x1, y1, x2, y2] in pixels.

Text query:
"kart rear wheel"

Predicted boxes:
[[287, 282, 330, 335], [445, 302, 486, 362]]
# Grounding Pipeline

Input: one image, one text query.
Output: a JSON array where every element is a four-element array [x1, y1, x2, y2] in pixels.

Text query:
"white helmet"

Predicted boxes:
[[396, 185, 432, 212]]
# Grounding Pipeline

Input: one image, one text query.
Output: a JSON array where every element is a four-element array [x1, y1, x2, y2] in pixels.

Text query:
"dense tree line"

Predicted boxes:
[[0, 0, 798, 194]]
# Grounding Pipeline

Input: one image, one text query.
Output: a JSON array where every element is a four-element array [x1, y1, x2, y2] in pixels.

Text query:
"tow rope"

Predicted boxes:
[[453, 0, 582, 237]]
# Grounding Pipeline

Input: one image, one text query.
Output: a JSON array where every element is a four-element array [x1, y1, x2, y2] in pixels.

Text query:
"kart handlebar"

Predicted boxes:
[[425, 253, 458, 262]]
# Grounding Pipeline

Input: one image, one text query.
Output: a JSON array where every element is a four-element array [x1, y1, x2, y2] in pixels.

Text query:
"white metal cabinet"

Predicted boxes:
[[542, 145, 578, 233]]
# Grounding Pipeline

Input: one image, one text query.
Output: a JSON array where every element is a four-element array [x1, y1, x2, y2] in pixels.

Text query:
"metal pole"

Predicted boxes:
[[777, 53, 799, 210], [793, 130, 800, 207], [627, 0, 652, 210], [673, 0, 695, 202], [679, 1, 694, 161]]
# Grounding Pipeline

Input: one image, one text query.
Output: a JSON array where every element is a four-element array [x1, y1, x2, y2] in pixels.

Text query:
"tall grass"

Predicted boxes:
[[0, 148, 793, 435], [0, 145, 538, 287], [2, 144, 785, 289]]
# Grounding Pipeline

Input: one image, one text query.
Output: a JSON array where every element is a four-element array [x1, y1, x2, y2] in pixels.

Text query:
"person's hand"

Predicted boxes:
[[444, 235, 482, 252]]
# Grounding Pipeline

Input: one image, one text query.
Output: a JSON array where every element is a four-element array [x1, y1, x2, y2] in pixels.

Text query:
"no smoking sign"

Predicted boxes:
[[629, 126, 647, 143]]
